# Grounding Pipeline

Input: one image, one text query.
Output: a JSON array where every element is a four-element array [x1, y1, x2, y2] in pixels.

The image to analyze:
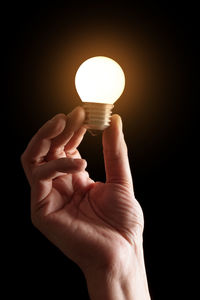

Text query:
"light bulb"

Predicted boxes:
[[75, 56, 125, 132]]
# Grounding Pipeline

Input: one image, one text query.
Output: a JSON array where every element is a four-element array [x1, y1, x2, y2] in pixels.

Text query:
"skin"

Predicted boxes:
[[21, 106, 151, 300]]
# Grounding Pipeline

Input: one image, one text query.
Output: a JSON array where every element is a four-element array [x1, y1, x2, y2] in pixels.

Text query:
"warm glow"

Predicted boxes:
[[75, 56, 125, 104]]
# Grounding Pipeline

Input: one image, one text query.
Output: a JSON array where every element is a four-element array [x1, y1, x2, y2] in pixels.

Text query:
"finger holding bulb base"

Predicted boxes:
[[75, 56, 125, 133]]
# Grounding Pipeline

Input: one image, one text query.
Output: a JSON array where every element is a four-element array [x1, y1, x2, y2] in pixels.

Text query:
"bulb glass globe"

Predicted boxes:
[[75, 56, 125, 132], [75, 56, 125, 104]]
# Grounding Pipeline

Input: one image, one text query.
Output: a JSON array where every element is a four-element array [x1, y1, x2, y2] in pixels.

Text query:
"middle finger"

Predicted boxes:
[[47, 106, 85, 159]]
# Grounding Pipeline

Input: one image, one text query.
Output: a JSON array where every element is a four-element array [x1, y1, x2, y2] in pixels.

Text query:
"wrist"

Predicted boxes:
[[84, 244, 151, 300]]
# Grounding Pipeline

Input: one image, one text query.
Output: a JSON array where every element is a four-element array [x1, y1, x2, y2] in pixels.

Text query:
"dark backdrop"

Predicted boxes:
[[3, 1, 197, 299]]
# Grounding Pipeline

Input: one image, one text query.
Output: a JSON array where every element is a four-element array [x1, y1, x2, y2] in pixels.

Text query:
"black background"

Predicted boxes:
[[3, 1, 198, 299]]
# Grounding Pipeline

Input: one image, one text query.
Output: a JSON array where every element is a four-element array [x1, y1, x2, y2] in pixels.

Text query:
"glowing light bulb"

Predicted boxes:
[[75, 56, 125, 131]]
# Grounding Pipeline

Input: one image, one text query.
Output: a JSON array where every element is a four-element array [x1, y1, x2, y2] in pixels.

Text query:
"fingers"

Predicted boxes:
[[21, 107, 86, 184], [21, 114, 66, 183], [33, 158, 87, 181], [48, 106, 86, 158], [31, 158, 87, 204], [64, 127, 86, 156], [103, 114, 133, 186], [21, 113, 66, 165]]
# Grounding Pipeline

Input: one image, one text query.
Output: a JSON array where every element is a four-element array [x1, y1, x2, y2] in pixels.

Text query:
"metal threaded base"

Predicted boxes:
[[83, 102, 114, 131]]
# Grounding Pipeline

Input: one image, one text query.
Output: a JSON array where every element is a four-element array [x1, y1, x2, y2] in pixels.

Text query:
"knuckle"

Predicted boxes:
[[20, 151, 27, 165], [30, 208, 41, 229], [30, 206, 43, 228]]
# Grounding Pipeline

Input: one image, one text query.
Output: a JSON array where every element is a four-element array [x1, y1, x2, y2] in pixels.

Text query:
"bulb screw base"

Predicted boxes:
[[83, 102, 114, 131]]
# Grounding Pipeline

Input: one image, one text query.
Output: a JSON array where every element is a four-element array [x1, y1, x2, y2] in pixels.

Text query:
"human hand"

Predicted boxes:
[[21, 107, 150, 300]]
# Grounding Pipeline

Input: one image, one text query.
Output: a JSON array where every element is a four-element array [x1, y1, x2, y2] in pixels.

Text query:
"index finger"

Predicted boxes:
[[48, 106, 85, 156]]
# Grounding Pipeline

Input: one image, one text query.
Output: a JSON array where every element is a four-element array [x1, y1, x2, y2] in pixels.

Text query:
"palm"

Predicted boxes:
[[43, 169, 143, 271]]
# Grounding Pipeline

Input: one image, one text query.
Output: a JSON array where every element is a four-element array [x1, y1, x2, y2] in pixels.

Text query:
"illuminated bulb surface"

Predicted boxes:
[[75, 56, 125, 131]]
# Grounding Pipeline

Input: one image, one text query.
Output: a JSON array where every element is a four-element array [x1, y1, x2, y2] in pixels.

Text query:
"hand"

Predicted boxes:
[[21, 107, 150, 300]]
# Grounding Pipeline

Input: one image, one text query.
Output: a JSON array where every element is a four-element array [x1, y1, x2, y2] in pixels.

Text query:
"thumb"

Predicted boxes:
[[103, 114, 133, 186]]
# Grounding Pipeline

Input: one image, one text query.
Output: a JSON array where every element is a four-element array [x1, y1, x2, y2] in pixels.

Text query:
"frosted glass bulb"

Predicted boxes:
[[75, 56, 125, 104], [75, 56, 125, 131]]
